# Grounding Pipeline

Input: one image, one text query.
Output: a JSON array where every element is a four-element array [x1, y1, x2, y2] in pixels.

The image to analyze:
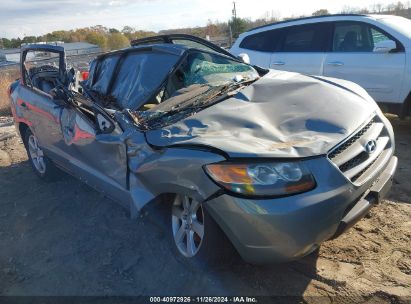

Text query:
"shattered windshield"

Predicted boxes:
[[177, 51, 258, 89], [131, 51, 259, 130]]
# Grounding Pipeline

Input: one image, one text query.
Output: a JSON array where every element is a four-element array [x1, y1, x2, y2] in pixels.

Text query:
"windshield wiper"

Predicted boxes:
[[183, 78, 257, 111], [130, 77, 258, 130]]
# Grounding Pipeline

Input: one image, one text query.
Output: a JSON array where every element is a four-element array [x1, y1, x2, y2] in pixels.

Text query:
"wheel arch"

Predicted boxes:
[[129, 182, 214, 219], [18, 122, 30, 139], [400, 91, 411, 118]]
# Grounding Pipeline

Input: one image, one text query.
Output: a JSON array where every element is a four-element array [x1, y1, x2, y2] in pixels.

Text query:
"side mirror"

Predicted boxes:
[[373, 40, 397, 53], [237, 53, 250, 64]]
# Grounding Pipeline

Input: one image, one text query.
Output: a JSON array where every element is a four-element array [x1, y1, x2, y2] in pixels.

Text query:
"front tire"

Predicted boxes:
[[170, 194, 234, 265], [23, 129, 61, 181]]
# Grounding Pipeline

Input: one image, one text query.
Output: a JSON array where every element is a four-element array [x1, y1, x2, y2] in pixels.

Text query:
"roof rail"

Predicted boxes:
[[247, 14, 369, 32]]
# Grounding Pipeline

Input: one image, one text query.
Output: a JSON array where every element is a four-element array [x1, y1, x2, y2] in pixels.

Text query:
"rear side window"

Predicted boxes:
[[281, 23, 330, 52], [239, 29, 282, 52]]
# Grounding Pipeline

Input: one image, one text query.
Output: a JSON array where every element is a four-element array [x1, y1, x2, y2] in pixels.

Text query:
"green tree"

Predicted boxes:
[[85, 32, 107, 49], [122, 26, 135, 34], [121, 26, 136, 40], [90, 25, 108, 34], [22, 36, 37, 44], [1, 38, 12, 48], [107, 32, 129, 50], [109, 28, 120, 34], [229, 17, 248, 38], [10, 38, 22, 48], [312, 9, 329, 16]]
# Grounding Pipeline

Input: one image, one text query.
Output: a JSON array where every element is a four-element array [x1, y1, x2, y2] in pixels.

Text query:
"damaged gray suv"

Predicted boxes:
[[10, 35, 397, 264]]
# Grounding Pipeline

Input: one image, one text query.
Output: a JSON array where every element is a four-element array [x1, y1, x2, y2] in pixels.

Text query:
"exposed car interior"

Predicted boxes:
[[339, 31, 359, 51], [26, 65, 60, 93], [84, 48, 259, 116], [333, 23, 375, 52], [22, 50, 79, 97]]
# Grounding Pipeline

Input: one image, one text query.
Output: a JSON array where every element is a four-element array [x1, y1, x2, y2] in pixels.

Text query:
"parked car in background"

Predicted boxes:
[[230, 14, 411, 117], [9, 35, 397, 264], [0, 51, 6, 62], [0, 50, 15, 67]]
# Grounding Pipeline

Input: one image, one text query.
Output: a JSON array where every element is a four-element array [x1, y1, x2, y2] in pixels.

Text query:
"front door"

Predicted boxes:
[[323, 21, 406, 103], [59, 104, 129, 204]]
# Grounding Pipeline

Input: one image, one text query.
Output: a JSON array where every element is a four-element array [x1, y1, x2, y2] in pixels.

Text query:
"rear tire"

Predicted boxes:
[[23, 129, 62, 181]]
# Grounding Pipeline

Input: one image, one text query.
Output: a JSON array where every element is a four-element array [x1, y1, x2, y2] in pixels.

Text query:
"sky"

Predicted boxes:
[[0, 0, 405, 39]]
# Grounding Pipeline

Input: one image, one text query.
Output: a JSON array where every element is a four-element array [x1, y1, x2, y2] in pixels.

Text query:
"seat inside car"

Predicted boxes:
[[37, 79, 55, 93], [339, 31, 358, 51]]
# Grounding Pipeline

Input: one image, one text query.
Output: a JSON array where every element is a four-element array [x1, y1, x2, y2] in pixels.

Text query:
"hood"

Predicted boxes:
[[145, 70, 378, 158]]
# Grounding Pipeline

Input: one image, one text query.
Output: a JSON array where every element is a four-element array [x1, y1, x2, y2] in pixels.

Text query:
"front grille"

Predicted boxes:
[[328, 115, 392, 185], [339, 152, 369, 172], [328, 118, 374, 159]]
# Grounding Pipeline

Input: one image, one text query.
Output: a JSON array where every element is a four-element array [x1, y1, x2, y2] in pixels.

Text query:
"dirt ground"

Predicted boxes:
[[0, 114, 410, 303]]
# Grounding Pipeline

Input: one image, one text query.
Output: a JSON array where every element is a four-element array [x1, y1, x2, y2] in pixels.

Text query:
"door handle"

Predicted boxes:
[[327, 61, 344, 66], [20, 102, 28, 108], [272, 61, 285, 66]]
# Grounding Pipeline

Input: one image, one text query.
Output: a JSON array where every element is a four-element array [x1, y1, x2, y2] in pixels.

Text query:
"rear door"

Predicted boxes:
[[323, 21, 406, 103], [18, 45, 67, 163], [235, 29, 283, 67], [269, 22, 332, 75]]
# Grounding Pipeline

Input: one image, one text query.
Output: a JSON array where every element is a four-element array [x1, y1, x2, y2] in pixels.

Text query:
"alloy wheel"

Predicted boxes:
[[28, 134, 46, 174], [171, 194, 205, 258]]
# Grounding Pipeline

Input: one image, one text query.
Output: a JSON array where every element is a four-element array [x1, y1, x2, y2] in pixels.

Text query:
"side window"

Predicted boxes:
[[332, 22, 390, 52], [370, 28, 392, 45], [281, 23, 329, 52], [239, 29, 282, 52]]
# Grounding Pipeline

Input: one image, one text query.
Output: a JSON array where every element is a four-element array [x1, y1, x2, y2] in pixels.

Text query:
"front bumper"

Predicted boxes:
[[205, 156, 397, 264], [331, 155, 397, 239]]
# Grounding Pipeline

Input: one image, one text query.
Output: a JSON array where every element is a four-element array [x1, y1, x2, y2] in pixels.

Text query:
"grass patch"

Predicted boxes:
[[0, 68, 19, 116]]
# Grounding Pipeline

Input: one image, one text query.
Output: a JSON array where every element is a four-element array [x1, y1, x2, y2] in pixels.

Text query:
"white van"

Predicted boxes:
[[230, 14, 411, 117]]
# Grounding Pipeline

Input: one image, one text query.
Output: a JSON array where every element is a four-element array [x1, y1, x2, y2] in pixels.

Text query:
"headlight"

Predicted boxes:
[[204, 162, 316, 197]]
